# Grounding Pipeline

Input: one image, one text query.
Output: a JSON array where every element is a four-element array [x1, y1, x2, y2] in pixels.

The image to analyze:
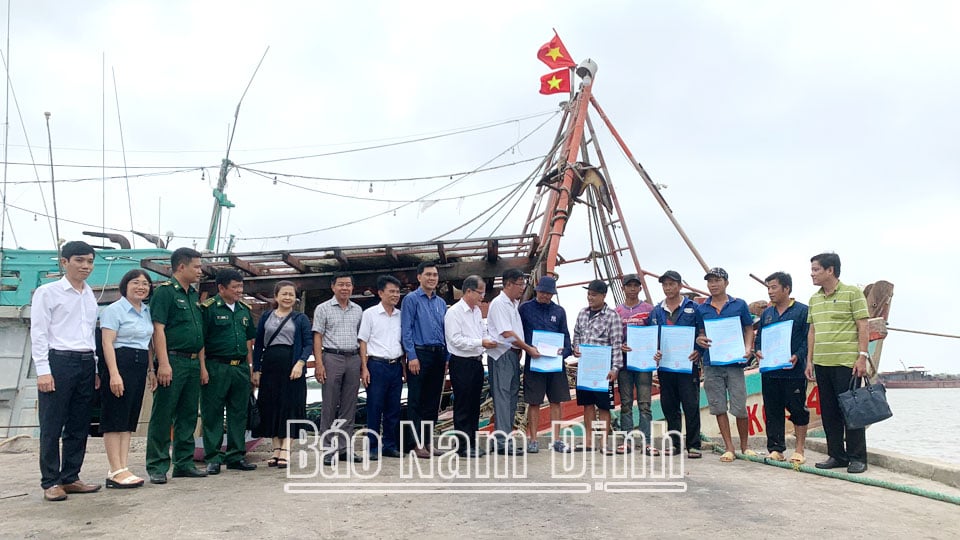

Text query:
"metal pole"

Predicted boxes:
[[44, 111, 61, 262], [589, 96, 710, 273]]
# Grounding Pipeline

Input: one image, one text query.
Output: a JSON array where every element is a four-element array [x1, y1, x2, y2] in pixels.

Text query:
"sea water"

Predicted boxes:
[[867, 387, 960, 465]]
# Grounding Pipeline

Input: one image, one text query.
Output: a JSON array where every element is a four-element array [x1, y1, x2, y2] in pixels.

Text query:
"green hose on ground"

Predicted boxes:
[[701, 438, 960, 507]]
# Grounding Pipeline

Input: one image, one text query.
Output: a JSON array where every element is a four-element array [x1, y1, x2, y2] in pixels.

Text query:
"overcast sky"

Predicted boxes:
[[2, 1, 958, 372]]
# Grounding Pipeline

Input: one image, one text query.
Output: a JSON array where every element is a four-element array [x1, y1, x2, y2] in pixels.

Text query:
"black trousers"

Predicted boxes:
[[761, 376, 810, 453], [658, 369, 701, 452], [403, 346, 446, 450], [815, 364, 867, 463], [449, 355, 483, 452], [38, 350, 96, 489]]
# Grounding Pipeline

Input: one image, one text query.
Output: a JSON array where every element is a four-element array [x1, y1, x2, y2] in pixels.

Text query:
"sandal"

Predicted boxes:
[[573, 444, 594, 453], [267, 448, 281, 467], [742, 449, 758, 457], [615, 444, 633, 455], [686, 449, 702, 459], [599, 447, 616, 456], [644, 446, 661, 457], [789, 452, 806, 465], [720, 451, 735, 463], [105, 467, 144, 489], [277, 448, 289, 469]]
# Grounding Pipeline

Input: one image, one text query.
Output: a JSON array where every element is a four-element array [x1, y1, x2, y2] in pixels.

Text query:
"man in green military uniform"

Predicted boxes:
[[146, 247, 208, 484], [199, 269, 258, 474]]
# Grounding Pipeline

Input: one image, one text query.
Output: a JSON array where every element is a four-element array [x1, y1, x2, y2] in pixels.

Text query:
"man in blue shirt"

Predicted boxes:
[[400, 261, 448, 458], [646, 271, 703, 458], [755, 272, 810, 464], [695, 267, 756, 462], [519, 276, 573, 453]]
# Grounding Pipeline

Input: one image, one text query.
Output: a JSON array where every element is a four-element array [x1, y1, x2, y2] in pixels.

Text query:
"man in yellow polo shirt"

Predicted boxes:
[[804, 252, 870, 474]]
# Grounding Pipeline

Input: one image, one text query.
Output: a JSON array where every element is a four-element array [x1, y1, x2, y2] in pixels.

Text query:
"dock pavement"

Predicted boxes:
[[1, 435, 959, 539]]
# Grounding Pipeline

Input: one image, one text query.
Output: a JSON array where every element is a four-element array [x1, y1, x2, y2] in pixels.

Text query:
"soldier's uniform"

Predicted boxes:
[[199, 294, 257, 466], [146, 279, 204, 476]]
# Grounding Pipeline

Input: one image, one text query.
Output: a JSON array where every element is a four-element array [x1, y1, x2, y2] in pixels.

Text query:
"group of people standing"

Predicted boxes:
[[30, 242, 873, 501], [31, 244, 311, 501]]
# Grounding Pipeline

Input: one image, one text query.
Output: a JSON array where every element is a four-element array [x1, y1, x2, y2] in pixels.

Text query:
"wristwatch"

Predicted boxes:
[[858, 351, 870, 359]]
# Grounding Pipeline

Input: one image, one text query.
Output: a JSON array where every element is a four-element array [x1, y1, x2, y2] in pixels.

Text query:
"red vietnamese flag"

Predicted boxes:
[[539, 69, 570, 95], [537, 31, 576, 69]]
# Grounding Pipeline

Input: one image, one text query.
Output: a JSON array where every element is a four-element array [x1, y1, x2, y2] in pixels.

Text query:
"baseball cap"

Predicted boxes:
[[622, 273, 642, 286], [658, 270, 682, 283], [704, 267, 729, 280], [533, 276, 558, 294], [584, 279, 608, 294]]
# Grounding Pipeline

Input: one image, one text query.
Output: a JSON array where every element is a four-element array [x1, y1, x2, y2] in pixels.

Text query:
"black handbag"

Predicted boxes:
[[838, 376, 893, 429], [246, 392, 261, 431]]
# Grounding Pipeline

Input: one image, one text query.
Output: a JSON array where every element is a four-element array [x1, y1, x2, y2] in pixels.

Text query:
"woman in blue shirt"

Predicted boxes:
[[99, 269, 156, 488]]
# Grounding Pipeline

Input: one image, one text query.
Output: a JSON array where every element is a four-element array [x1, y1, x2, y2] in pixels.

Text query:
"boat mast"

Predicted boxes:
[[205, 47, 269, 252], [527, 59, 711, 301]]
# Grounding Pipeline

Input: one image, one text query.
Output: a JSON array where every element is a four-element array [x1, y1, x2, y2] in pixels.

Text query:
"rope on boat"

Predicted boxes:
[[701, 437, 960, 506]]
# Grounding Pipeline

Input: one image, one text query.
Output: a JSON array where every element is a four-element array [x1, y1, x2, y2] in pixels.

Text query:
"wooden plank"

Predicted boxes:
[[281, 252, 308, 272], [229, 256, 262, 276], [333, 249, 349, 269], [486, 239, 499, 263], [140, 259, 171, 277], [436, 242, 447, 264], [385, 246, 399, 265]]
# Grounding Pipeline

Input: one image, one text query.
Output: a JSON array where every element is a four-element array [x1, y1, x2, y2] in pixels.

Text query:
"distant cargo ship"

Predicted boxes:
[[880, 366, 960, 389]]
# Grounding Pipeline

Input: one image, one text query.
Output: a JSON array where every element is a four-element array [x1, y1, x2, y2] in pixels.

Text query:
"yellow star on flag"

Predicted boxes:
[[546, 47, 564, 62], [547, 75, 563, 90]]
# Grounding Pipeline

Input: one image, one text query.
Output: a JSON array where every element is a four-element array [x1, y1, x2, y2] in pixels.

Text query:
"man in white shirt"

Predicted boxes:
[[359, 275, 406, 460], [30, 241, 103, 501], [444, 275, 496, 457], [486, 269, 540, 455]]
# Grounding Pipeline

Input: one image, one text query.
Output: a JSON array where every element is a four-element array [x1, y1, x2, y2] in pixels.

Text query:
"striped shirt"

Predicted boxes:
[[572, 304, 623, 370], [807, 282, 868, 367]]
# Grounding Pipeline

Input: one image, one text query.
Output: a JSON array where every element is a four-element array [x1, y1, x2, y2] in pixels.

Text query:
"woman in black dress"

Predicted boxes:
[[99, 269, 155, 488], [251, 281, 313, 468]]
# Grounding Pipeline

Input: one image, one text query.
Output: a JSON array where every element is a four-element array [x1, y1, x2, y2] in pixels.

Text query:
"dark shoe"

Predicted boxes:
[[432, 446, 451, 457], [172, 467, 208, 478], [847, 461, 868, 474], [458, 447, 488, 458], [206, 463, 221, 475], [496, 445, 525, 456], [815, 457, 849, 470], [43, 485, 67, 501], [226, 460, 257, 471], [339, 452, 363, 464], [413, 446, 431, 459], [148, 473, 167, 484], [61, 480, 101, 494], [382, 448, 402, 458], [322, 453, 336, 466], [368, 450, 380, 461]]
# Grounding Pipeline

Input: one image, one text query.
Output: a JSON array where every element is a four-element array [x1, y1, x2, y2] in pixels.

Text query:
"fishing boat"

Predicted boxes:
[[0, 52, 898, 451]]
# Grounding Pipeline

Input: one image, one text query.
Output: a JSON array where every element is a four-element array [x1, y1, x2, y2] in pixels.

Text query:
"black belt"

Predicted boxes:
[[169, 350, 199, 359], [49, 349, 94, 359], [450, 354, 482, 362], [415, 345, 445, 352], [208, 356, 247, 366], [368, 355, 402, 364], [323, 348, 359, 356]]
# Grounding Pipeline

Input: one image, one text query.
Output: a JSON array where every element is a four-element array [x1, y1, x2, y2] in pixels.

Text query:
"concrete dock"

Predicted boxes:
[[1, 435, 958, 539]]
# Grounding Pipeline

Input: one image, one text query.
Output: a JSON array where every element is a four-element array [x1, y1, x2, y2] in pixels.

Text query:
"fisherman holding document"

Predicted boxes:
[[754, 272, 810, 464], [519, 276, 574, 453], [572, 280, 622, 453], [696, 268, 756, 463], [646, 271, 703, 458]]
